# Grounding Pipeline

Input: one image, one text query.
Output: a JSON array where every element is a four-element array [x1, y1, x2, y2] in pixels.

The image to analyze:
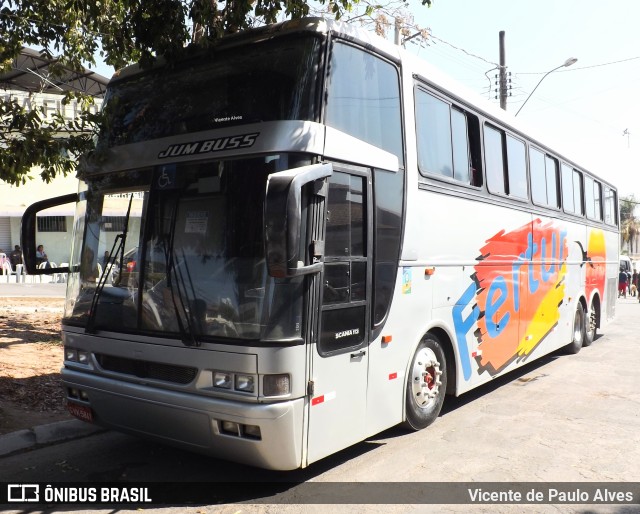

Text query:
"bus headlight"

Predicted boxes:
[[221, 420, 240, 436], [263, 374, 291, 396], [243, 424, 261, 439], [213, 371, 232, 389], [65, 347, 78, 362], [65, 346, 90, 365], [235, 374, 255, 393]]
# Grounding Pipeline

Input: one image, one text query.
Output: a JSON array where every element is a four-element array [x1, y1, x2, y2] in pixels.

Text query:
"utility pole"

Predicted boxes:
[[499, 31, 507, 110]]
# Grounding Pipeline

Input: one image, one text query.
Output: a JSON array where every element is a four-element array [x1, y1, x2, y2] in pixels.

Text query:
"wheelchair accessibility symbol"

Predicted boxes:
[[156, 165, 176, 189]]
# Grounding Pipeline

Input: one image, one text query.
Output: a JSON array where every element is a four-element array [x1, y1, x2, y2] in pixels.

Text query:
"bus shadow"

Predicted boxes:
[[74, 432, 385, 505], [439, 351, 558, 416], [363, 335, 606, 444]]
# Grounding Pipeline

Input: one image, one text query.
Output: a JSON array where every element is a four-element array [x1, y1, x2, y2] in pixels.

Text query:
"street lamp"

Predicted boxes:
[[515, 57, 578, 116]]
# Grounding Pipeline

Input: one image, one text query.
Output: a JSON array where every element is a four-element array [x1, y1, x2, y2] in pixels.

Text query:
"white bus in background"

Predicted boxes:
[[22, 18, 619, 470], [620, 255, 633, 296], [620, 255, 633, 273]]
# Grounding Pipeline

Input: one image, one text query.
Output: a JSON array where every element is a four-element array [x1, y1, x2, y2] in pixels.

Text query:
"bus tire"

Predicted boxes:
[[403, 335, 447, 431], [564, 303, 585, 354], [584, 301, 597, 346]]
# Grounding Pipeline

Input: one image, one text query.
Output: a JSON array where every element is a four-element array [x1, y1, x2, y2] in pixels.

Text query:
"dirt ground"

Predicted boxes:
[[0, 297, 71, 435]]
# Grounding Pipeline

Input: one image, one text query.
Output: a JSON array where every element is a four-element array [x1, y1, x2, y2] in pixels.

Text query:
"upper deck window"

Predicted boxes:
[[604, 186, 617, 225], [561, 164, 586, 216], [99, 35, 322, 147], [415, 89, 481, 187], [561, 163, 575, 214], [325, 41, 403, 164], [585, 176, 603, 221], [484, 125, 528, 198], [530, 147, 560, 209]]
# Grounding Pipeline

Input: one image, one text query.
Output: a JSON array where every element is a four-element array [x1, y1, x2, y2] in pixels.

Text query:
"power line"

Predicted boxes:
[[427, 31, 500, 68], [517, 56, 640, 75]]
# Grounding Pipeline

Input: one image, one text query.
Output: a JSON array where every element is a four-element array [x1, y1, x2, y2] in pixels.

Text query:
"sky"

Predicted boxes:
[[91, 0, 640, 201], [399, 0, 640, 201]]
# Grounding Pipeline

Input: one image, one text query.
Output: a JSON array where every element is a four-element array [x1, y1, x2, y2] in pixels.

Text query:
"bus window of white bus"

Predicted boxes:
[[573, 169, 585, 215], [415, 88, 482, 187], [604, 186, 617, 225], [482, 125, 528, 199], [585, 176, 603, 221], [561, 163, 575, 214], [325, 41, 403, 165], [529, 147, 560, 209]]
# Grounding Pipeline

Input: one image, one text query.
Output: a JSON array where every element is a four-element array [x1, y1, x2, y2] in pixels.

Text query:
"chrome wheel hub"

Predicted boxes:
[[410, 347, 443, 408]]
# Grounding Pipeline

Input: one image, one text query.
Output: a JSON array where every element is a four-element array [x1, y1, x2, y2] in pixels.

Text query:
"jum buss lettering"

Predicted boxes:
[[158, 133, 259, 159]]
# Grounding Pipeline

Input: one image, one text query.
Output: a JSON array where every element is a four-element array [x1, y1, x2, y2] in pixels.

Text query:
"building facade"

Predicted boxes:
[[1, 50, 108, 264]]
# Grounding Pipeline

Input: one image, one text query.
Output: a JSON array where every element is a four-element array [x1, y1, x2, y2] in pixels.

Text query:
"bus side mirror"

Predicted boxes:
[[21, 193, 78, 275], [264, 163, 333, 278]]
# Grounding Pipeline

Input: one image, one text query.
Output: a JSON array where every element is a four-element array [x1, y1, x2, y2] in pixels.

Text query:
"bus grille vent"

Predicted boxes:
[[95, 353, 197, 385]]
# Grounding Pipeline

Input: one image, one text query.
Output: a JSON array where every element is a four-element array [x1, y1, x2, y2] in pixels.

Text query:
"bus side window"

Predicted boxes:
[[326, 41, 403, 165], [573, 169, 584, 216], [483, 125, 506, 194], [585, 175, 603, 221], [506, 134, 528, 199], [604, 186, 617, 225], [530, 147, 547, 205], [372, 168, 403, 329], [415, 88, 481, 187], [530, 147, 559, 209], [466, 115, 483, 187], [561, 163, 575, 213], [545, 155, 560, 209], [594, 179, 603, 221], [484, 125, 528, 199]]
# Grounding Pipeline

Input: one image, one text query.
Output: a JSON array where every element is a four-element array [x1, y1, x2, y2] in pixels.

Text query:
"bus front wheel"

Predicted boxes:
[[403, 335, 447, 431]]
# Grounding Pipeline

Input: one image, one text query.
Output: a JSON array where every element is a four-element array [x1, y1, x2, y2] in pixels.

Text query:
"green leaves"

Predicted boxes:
[[0, 91, 100, 185], [1, 0, 432, 185]]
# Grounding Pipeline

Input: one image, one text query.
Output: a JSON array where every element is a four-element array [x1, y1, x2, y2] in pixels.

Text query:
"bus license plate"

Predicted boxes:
[[67, 402, 94, 423]]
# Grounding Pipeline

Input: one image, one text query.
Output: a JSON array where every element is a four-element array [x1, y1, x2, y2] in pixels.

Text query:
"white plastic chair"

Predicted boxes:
[[58, 262, 69, 283], [0, 253, 7, 282], [15, 263, 25, 283], [1, 261, 13, 283], [37, 261, 50, 283], [48, 262, 58, 283]]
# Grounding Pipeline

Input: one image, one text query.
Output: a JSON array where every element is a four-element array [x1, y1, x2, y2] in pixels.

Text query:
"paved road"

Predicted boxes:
[[0, 281, 66, 297], [1, 297, 639, 513]]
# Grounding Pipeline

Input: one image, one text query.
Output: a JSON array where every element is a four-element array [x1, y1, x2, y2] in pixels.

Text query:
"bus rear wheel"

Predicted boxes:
[[564, 303, 585, 354], [403, 335, 447, 431], [584, 302, 597, 346]]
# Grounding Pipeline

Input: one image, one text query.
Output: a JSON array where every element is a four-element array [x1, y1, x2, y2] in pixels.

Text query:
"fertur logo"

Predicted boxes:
[[452, 219, 568, 381]]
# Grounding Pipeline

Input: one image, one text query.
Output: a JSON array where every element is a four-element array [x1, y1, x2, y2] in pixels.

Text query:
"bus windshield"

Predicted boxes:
[[100, 34, 322, 147], [65, 155, 306, 343]]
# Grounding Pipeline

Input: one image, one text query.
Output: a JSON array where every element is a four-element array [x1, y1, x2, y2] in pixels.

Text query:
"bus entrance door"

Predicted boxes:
[[307, 170, 371, 464]]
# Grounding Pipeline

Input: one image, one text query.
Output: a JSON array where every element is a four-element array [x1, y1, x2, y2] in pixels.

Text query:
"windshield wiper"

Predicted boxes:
[[86, 195, 133, 334], [163, 202, 200, 347]]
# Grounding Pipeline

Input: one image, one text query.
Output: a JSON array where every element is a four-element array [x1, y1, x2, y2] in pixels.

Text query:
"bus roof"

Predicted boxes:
[[108, 17, 615, 190]]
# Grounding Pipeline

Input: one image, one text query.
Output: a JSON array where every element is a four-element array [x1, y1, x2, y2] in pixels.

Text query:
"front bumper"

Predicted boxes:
[[62, 368, 306, 470]]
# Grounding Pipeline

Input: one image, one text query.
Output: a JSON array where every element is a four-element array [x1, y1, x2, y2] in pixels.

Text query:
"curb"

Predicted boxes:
[[0, 419, 106, 457]]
